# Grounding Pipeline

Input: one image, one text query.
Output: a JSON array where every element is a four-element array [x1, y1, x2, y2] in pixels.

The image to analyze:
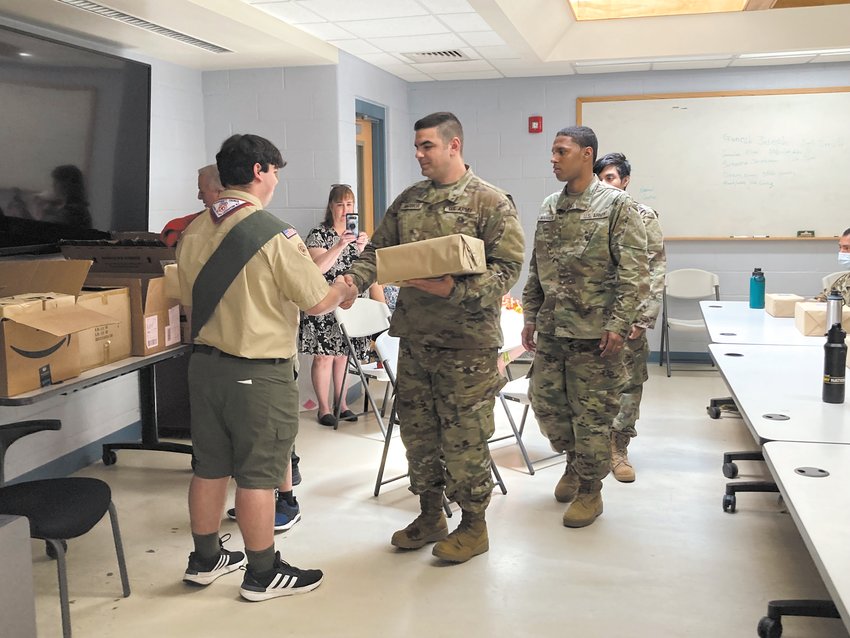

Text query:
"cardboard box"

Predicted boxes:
[[0, 261, 117, 397], [765, 293, 804, 318], [794, 301, 850, 336], [84, 274, 181, 356], [61, 242, 181, 356], [76, 287, 132, 371], [376, 234, 486, 286]]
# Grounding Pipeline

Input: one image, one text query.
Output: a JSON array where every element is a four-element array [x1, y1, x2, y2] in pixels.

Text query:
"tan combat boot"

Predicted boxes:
[[562, 480, 603, 528], [554, 463, 579, 503], [432, 510, 489, 563], [391, 492, 448, 549], [610, 432, 635, 483]]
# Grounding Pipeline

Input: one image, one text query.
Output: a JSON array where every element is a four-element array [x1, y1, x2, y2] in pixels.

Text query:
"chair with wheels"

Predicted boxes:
[[659, 268, 720, 377], [333, 298, 393, 435], [757, 599, 840, 637], [0, 419, 130, 638]]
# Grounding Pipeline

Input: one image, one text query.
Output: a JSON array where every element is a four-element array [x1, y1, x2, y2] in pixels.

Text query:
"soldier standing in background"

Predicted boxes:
[[522, 126, 648, 528], [344, 112, 524, 563], [594, 152, 666, 482]]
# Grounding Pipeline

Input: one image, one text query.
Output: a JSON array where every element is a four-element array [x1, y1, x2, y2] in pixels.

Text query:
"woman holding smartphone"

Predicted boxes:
[[298, 184, 385, 426]]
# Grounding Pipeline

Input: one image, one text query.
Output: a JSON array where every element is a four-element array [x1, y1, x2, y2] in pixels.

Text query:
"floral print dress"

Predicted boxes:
[[297, 224, 369, 359]]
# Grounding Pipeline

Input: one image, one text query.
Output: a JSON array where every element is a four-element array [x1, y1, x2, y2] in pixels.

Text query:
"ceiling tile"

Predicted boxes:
[[412, 59, 496, 73], [358, 51, 408, 66], [427, 69, 504, 80], [415, 0, 475, 14], [491, 59, 576, 77], [473, 45, 521, 60], [295, 0, 427, 21], [436, 12, 492, 32], [456, 31, 505, 47], [296, 22, 356, 39], [250, 2, 325, 24], [337, 16, 449, 38], [366, 32, 467, 53], [328, 39, 382, 55]]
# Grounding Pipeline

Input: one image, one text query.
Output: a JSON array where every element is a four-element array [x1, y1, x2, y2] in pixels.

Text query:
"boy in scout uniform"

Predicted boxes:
[[177, 134, 356, 600], [522, 126, 648, 528], [594, 152, 666, 482], [345, 112, 525, 563]]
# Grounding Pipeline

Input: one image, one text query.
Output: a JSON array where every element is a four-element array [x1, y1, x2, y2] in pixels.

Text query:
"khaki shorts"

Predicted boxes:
[[188, 350, 298, 489]]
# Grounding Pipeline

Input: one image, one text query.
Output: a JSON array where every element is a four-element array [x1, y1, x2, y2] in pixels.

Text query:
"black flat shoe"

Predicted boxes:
[[339, 409, 358, 422], [317, 413, 336, 427]]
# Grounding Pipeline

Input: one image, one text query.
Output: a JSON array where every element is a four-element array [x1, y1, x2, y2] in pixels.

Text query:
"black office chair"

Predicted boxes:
[[0, 419, 130, 638]]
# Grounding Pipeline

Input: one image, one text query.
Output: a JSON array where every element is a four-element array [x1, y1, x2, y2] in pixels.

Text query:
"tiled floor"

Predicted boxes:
[[28, 366, 849, 637]]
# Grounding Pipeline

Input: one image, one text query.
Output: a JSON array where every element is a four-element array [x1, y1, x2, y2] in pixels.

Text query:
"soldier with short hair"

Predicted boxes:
[[594, 152, 666, 482], [344, 112, 525, 563], [522, 126, 649, 528], [815, 228, 850, 304]]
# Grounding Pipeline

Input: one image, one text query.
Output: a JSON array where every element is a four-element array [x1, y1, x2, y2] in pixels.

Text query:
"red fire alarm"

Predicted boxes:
[[528, 115, 543, 134]]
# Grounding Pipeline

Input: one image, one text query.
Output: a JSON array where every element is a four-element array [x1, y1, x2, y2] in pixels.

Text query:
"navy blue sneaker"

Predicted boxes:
[[274, 495, 301, 532], [226, 493, 301, 532], [183, 534, 245, 586], [239, 551, 323, 601]]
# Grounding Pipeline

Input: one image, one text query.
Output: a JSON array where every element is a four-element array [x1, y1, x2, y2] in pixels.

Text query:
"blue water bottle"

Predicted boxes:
[[749, 267, 765, 309]]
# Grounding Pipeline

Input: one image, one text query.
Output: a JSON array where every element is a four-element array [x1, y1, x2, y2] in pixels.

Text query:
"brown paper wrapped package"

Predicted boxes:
[[376, 234, 486, 286], [794, 301, 850, 336]]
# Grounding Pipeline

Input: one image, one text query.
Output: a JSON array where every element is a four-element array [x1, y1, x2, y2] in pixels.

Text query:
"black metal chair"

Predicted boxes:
[[0, 419, 130, 638]]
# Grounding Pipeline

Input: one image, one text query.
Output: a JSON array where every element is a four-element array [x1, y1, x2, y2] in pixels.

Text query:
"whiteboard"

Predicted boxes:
[[578, 89, 850, 238]]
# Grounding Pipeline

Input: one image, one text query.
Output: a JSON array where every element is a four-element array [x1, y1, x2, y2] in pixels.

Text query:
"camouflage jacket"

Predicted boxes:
[[522, 178, 649, 339], [347, 168, 525, 349], [634, 203, 666, 329], [816, 271, 850, 305]]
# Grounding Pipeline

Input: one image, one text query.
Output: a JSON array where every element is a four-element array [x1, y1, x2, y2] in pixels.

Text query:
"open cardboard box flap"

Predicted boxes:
[[9, 306, 118, 336], [0, 260, 93, 297]]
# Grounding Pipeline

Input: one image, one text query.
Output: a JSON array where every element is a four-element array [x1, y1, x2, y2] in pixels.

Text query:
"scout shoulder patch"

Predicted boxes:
[[296, 241, 309, 257], [579, 211, 609, 221], [282, 227, 298, 239], [210, 197, 251, 224], [400, 203, 423, 211], [445, 205, 473, 214]]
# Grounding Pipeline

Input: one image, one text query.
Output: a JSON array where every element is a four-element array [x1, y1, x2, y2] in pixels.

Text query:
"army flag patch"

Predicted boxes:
[[210, 197, 251, 224]]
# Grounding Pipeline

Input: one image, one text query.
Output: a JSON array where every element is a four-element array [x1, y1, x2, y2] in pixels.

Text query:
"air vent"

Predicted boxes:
[[401, 50, 473, 63], [54, 0, 233, 54]]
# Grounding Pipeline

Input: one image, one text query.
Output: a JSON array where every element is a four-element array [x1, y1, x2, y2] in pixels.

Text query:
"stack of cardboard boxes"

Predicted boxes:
[[0, 242, 183, 398]]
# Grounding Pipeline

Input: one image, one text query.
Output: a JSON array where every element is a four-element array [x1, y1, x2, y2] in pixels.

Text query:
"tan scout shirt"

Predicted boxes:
[[346, 168, 525, 349], [176, 189, 329, 359], [523, 178, 649, 339], [634, 203, 666, 329]]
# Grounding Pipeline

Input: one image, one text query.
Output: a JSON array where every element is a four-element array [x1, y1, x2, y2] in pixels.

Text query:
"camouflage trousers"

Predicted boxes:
[[396, 340, 504, 514], [529, 333, 627, 481], [612, 333, 650, 438]]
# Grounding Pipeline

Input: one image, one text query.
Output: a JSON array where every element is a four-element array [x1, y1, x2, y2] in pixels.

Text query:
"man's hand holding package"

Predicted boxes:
[[406, 275, 454, 298]]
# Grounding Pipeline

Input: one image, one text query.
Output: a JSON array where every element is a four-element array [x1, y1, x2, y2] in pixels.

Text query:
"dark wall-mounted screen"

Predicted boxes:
[[0, 24, 151, 252]]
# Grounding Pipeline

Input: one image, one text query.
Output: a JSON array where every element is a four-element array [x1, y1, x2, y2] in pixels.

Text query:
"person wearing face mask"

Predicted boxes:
[[815, 228, 850, 304]]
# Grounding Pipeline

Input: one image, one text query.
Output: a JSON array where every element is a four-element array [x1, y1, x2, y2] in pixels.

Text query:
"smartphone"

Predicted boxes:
[[345, 212, 359, 236]]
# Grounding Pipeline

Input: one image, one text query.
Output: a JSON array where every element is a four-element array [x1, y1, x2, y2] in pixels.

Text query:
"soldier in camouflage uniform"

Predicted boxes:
[[522, 127, 648, 528], [815, 228, 850, 304], [345, 112, 524, 563], [594, 152, 666, 483]]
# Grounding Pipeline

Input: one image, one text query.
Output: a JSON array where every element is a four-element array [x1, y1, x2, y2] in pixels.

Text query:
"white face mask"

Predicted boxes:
[[839, 252, 850, 269]]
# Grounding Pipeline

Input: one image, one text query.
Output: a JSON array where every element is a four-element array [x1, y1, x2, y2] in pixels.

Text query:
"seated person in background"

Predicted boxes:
[[815, 228, 850, 304], [161, 164, 223, 247], [38, 165, 92, 228]]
